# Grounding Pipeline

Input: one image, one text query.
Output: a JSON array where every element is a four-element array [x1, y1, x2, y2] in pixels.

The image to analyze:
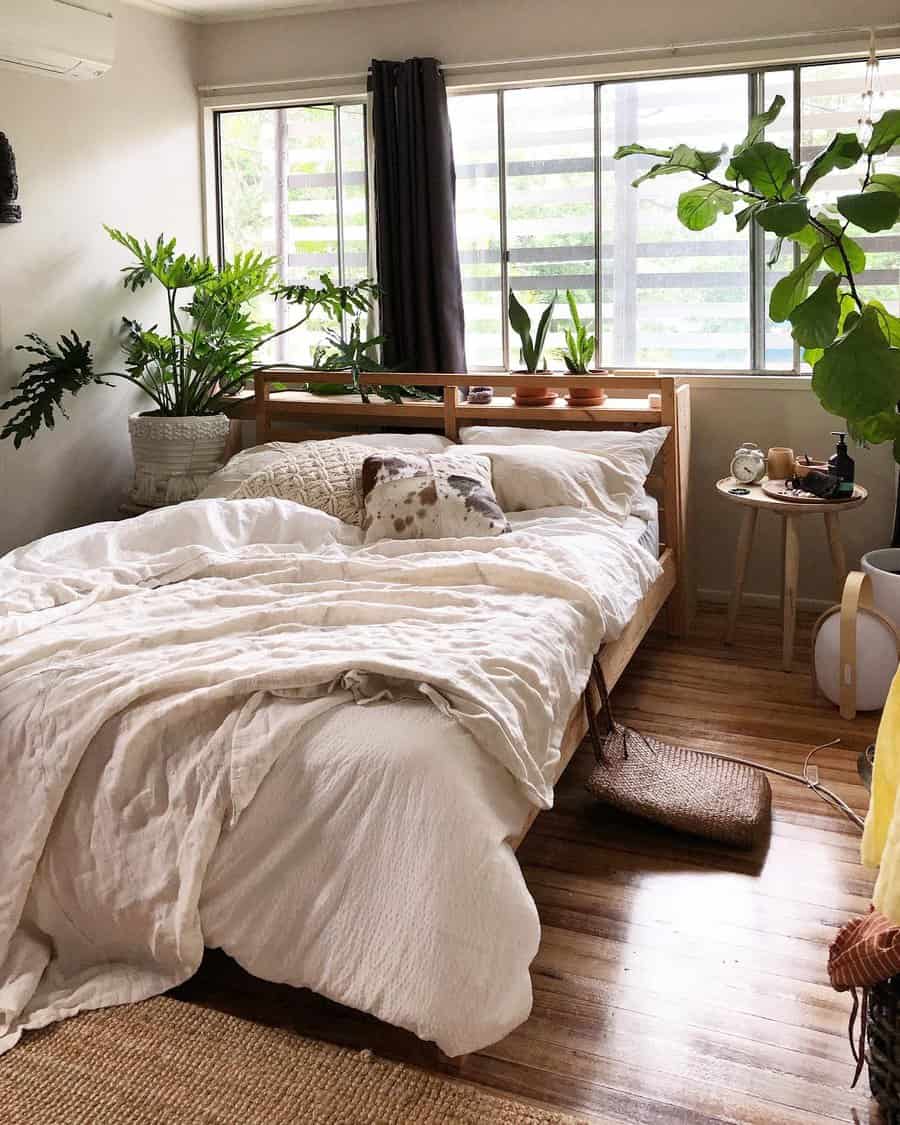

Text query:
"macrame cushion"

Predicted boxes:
[[230, 442, 377, 526], [586, 724, 772, 849], [361, 451, 510, 543]]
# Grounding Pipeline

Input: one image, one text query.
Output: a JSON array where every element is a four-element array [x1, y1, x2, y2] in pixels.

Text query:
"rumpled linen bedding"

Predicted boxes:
[[0, 498, 660, 1057]]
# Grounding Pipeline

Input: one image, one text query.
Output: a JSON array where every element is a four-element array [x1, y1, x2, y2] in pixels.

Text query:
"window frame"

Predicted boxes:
[[204, 54, 899, 378]]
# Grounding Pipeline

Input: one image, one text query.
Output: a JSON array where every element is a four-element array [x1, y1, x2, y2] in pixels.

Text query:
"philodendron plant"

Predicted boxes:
[[508, 289, 558, 372], [0, 227, 379, 446], [616, 99, 900, 475]]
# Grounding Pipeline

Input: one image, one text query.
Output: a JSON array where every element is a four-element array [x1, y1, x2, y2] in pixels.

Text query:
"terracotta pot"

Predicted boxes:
[[563, 368, 607, 407], [511, 372, 557, 407], [128, 412, 231, 507]]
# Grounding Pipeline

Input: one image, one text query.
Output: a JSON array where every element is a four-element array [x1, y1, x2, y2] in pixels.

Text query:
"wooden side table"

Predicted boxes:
[[716, 477, 868, 672]]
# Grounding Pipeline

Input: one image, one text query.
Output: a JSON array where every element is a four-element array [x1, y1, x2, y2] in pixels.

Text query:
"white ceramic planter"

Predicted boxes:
[[128, 412, 231, 508], [862, 548, 900, 630]]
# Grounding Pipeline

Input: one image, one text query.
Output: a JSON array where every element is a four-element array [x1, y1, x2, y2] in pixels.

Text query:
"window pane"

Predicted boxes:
[[219, 103, 367, 366], [763, 70, 797, 370], [505, 84, 595, 370], [339, 104, 369, 287], [800, 57, 900, 356], [449, 93, 503, 368], [600, 74, 751, 370]]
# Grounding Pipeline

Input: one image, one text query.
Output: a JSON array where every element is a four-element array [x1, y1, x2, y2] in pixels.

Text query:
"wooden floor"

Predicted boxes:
[[174, 604, 882, 1124]]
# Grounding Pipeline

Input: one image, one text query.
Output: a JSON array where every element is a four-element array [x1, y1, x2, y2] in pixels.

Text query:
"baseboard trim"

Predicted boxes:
[[698, 587, 832, 614]]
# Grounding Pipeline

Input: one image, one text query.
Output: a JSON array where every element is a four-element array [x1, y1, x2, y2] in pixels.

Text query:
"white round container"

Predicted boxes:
[[128, 412, 231, 508], [862, 548, 900, 631]]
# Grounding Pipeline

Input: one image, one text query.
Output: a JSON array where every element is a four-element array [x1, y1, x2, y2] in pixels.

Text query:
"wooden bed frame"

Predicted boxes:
[[225, 370, 692, 846]]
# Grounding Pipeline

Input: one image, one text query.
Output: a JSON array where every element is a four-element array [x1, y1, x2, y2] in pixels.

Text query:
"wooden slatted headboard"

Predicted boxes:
[[224, 371, 692, 635]]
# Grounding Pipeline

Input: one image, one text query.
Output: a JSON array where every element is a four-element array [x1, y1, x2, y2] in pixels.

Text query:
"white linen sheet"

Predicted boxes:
[[0, 498, 660, 1057]]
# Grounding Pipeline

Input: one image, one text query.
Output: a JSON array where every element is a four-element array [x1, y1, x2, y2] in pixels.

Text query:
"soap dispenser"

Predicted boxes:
[[828, 432, 855, 497]]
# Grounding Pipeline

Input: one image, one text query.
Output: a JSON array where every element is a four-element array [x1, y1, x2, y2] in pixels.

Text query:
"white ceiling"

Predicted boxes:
[[127, 0, 422, 21]]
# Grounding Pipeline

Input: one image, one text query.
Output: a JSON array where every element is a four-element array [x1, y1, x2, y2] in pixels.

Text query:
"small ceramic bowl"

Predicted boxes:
[[793, 459, 829, 479]]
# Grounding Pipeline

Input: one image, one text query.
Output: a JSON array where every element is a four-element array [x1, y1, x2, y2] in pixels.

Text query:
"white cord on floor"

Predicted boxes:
[[686, 737, 864, 832]]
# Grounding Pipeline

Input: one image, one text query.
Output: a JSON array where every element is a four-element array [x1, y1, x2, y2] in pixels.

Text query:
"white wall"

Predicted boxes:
[[0, 4, 202, 555], [688, 381, 895, 607], [197, 0, 898, 606], [197, 0, 900, 89]]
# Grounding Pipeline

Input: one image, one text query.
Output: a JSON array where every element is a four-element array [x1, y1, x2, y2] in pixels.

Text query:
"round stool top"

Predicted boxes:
[[715, 477, 868, 514]]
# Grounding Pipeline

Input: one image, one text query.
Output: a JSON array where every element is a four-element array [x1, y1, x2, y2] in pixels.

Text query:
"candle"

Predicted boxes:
[[648, 392, 662, 409]]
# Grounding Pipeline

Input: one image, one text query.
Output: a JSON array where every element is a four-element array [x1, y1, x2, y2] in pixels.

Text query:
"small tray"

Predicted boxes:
[[762, 479, 862, 504]]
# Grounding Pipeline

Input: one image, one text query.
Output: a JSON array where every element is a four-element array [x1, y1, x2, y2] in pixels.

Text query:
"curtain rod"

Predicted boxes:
[[198, 21, 900, 93]]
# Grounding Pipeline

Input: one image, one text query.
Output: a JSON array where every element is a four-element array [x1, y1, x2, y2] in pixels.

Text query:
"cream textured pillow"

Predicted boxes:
[[361, 451, 510, 543], [463, 444, 641, 522], [198, 433, 456, 500], [231, 441, 375, 526]]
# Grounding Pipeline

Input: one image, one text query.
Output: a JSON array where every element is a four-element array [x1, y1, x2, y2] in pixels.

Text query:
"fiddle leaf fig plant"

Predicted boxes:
[[615, 98, 900, 466]]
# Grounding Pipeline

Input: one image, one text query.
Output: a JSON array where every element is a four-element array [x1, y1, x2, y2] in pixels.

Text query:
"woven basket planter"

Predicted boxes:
[[869, 975, 900, 1121], [128, 412, 230, 508]]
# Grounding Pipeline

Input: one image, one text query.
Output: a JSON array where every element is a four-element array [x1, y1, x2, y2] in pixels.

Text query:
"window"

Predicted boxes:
[[217, 102, 368, 365], [447, 58, 900, 372]]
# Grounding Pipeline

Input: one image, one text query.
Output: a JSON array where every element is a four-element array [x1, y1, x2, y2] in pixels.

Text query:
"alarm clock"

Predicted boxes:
[[730, 442, 766, 484]]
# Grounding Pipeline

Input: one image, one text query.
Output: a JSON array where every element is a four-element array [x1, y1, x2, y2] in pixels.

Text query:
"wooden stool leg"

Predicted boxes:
[[725, 507, 757, 645], [782, 515, 800, 672], [824, 512, 847, 600]]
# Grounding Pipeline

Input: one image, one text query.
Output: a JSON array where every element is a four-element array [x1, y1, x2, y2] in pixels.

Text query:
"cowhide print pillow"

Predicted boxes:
[[361, 451, 511, 543]]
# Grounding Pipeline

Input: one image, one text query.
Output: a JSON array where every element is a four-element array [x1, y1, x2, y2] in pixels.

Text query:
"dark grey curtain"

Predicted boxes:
[[370, 57, 467, 373]]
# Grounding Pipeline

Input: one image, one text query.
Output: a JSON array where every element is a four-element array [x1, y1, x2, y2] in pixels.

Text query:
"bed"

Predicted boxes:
[[0, 372, 690, 1059]]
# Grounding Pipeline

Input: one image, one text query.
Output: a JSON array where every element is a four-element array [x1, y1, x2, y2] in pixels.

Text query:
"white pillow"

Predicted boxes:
[[198, 433, 455, 500], [463, 444, 640, 522], [459, 425, 669, 520]]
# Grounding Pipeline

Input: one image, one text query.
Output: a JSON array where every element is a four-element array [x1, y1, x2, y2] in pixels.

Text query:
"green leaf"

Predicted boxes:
[[788, 274, 842, 348], [850, 411, 900, 446], [812, 307, 900, 421], [508, 290, 532, 345], [837, 190, 900, 232], [869, 300, 900, 347], [743, 94, 785, 148], [631, 143, 724, 187], [866, 109, 900, 156], [755, 199, 810, 235], [730, 142, 795, 198], [726, 95, 785, 178], [532, 291, 558, 365], [870, 173, 900, 197], [805, 215, 867, 273], [677, 183, 735, 230], [613, 143, 674, 159], [735, 200, 764, 231], [1, 332, 112, 447], [769, 245, 824, 323], [800, 133, 863, 194]]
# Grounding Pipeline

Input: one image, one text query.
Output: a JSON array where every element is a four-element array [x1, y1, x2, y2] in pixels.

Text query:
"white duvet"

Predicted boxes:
[[0, 498, 660, 1057]]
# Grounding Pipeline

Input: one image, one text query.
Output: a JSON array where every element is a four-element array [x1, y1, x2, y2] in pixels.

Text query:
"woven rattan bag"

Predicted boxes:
[[583, 657, 771, 849]]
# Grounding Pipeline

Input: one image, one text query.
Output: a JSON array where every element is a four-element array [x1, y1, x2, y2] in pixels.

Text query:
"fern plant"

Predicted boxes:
[[556, 289, 596, 373], [0, 227, 379, 447]]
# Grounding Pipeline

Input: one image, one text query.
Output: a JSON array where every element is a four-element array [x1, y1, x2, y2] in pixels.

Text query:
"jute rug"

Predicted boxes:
[[0, 996, 590, 1124]]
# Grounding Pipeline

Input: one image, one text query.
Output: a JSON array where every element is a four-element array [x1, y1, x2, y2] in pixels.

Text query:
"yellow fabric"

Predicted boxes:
[[862, 667, 900, 922]]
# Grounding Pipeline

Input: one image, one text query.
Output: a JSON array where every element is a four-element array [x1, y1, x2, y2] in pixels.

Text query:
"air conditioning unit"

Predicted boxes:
[[0, 0, 115, 80]]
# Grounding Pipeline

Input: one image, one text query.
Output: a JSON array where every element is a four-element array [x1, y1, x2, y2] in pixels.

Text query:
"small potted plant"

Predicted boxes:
[[556, 288, 606, 407], [508, 289, 557, 406], [1, 227, 378, 506]]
